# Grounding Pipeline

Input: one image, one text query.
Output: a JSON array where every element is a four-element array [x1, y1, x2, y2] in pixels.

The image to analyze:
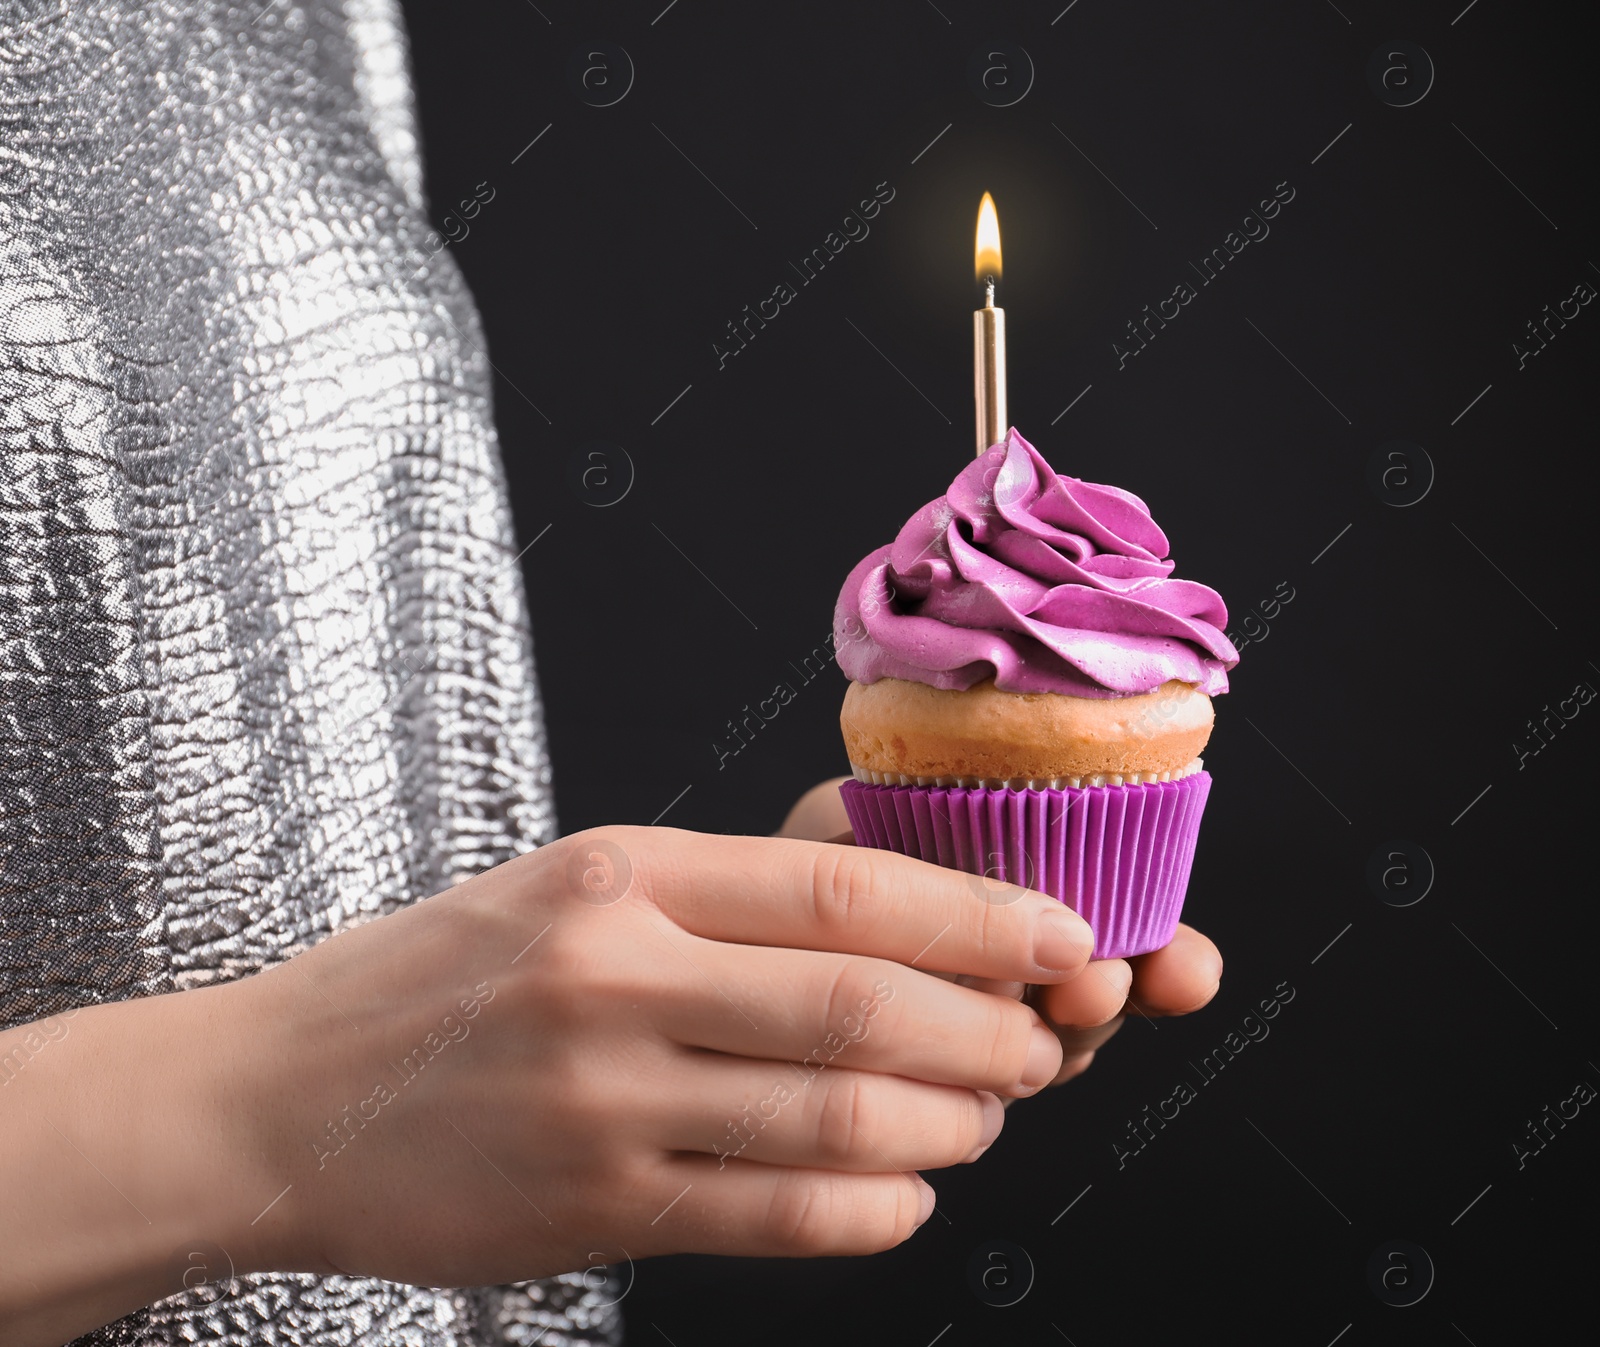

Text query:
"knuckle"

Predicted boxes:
[[526, 918, 600, 997], [810, 846, 882, 934], [969, 892, 1025, 967], [767, 1172, 908, 1256], [766, 1171, 833, 1253], [903, 1088, 984, 1169], [818, 957, 886, 1041], [530, 911, 584, 967], [980, 1001, 1034, 1085], [814, 1074, 874, 1166], [952, 1091, 987, 1159], [556, 828, 639, 908], [520, 916, 651, 1034]]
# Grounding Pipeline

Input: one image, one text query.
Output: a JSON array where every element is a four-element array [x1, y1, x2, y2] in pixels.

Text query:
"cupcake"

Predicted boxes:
[[833, 428, 1238, 959]]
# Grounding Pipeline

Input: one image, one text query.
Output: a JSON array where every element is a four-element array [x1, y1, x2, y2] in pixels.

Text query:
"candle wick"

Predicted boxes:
[[984, 277, 996, 306]]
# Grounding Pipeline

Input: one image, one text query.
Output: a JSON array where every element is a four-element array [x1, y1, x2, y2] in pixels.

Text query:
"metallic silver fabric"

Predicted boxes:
[[0, 1, 621, 1342]]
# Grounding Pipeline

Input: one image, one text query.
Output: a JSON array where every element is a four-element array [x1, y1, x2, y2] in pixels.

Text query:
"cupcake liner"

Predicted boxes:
[[838, 772, 1212, 960]]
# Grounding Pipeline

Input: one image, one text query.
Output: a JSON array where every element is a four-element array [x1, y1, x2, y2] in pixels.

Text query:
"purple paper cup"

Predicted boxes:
[[838, 772, 1212, 960]]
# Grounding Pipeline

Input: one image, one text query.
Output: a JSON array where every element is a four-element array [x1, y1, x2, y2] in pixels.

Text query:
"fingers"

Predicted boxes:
[[642, 1153, 936, 1258], [1007, 1046, 1101, 1100], [1127, 923, 1223, 1016], [1037, 926, 1222, 1033], [1031, 925, 1224, 1082], [774, 777, 853, 841], [616, 827, 1095, 985], [1037, 958, 1132, 1032], [648, 936, 1062, 1099], [1037, 957, 1132, 1063], [659, 1053, 1004, 1172]]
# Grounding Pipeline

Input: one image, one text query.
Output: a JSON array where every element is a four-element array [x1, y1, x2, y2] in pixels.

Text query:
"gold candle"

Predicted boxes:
[[973, 191, 1006, 456]]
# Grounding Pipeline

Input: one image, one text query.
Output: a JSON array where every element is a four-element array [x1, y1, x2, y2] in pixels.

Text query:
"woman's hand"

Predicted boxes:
[[3, 823, 1097, 1341], [230, 825, 1096, 1287], [776, 777, 1225, 1091]]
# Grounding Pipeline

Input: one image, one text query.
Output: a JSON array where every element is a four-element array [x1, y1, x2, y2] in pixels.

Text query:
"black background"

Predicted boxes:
[[399, 2, 1594, 1341]]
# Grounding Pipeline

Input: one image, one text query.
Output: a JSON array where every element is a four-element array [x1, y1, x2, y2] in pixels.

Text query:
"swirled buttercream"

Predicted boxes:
[[833, 429, 1238, 697]]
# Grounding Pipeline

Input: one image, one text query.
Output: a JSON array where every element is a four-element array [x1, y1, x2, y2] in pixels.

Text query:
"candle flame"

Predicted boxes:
[[974, 192, 1002, 283]]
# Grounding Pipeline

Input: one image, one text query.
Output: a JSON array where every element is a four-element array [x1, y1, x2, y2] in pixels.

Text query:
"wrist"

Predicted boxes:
[[0, 978, 297, 1342], [104, 978, 299, 1290], [184, 967, 318, 1279], [90, 972, 315, 1292]]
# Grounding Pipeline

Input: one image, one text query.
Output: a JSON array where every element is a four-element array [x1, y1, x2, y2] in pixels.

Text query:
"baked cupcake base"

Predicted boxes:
[[849, 756, 1206, 791], [839, 770, 1211, 960], [841, 676, 1213, 781]]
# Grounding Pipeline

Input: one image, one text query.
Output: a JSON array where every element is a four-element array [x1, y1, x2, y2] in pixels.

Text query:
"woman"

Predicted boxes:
[[0, 4, 1222, 1343]]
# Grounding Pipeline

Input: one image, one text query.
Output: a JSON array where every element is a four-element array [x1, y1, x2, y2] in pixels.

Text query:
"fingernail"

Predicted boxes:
[[1033, 909, 1092, 971], [914, 1176, 937, 1225], [963, 1091, 1005, 1162], [1019, 1025, 1060, 1092]]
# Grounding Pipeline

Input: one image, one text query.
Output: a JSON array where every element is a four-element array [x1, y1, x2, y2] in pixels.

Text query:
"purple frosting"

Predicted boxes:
[[833, 428, 1238, 698]]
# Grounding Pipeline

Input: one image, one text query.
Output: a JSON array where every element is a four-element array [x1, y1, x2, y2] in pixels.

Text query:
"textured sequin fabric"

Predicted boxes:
[[0, 1, 620, 1341]]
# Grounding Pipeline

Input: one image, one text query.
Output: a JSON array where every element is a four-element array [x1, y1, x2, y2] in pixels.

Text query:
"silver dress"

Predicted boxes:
[[0, 1, 621, 1341]]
